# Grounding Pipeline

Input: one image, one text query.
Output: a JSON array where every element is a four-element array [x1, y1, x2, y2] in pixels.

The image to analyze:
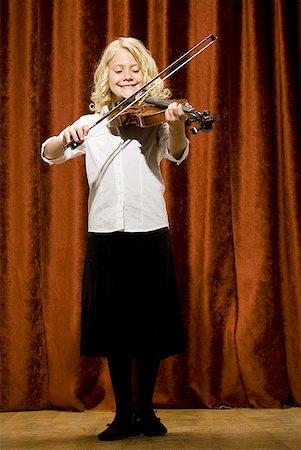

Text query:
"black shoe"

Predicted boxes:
[[97, 416, 139, 441], [134, 407, 168, 436]]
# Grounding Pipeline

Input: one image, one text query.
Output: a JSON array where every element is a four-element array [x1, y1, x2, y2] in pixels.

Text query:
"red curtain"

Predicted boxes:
[[1, 0, 300, 411]]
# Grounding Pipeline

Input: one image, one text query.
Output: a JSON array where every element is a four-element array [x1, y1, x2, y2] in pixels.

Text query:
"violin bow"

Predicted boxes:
[[64, 34, 218, 150]]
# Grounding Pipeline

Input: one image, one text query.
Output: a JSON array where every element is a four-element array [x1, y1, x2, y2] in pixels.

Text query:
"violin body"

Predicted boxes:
[[107, 97, 216, 134], [107, 99, 188, 128], [107, 104, 165, 128]]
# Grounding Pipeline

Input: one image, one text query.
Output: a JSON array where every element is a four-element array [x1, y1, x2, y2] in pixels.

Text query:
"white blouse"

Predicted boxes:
[[41, 113, 189, 233]]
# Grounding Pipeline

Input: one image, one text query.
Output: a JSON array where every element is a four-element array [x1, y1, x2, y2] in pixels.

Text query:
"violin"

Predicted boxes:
[[107, 96, 216, 134], [63, 34, 218, 150]]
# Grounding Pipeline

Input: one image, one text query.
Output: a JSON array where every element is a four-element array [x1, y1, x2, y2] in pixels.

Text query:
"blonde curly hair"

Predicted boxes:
[[90, 37, 170, 112]]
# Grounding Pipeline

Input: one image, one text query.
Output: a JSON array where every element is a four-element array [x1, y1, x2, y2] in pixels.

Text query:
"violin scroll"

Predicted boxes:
[[186, 109, 217, 134]]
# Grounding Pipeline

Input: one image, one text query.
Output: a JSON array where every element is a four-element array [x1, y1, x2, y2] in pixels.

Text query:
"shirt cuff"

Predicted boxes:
[[165, 139, 190, 165]]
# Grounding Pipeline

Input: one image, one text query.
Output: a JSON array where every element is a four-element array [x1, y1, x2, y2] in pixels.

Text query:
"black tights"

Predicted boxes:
[[107, 356, 160, 421]]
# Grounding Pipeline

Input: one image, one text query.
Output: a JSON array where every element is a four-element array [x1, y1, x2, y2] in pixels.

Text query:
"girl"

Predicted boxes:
[[41, 37, 189, 441]]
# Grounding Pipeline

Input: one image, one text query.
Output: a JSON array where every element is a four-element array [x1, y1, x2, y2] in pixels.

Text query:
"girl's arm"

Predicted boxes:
[[165, 103, 188, 160], [44, 124, 89, 160]]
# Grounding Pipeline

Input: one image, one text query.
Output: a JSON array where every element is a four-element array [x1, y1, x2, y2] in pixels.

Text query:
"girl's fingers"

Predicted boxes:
[[63, 128, 72, 145], [83, 124, 90, 136], [166, 103, 187, 121], [63, 125, 89, 145], [175, 104, 187, 120]]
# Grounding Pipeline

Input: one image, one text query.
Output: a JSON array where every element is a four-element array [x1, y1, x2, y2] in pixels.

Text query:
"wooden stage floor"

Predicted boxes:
[[1, 408, 300, 449]]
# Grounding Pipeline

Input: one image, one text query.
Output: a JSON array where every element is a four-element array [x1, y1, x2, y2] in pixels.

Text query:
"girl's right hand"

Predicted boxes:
[[62, 124, 90, 146]]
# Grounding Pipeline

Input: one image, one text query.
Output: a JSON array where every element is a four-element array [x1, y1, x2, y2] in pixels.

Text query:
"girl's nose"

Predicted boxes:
[[123, 70, 133, 80]]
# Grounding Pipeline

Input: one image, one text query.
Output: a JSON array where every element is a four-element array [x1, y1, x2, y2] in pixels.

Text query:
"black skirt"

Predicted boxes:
[[80, 227, 186, 359]]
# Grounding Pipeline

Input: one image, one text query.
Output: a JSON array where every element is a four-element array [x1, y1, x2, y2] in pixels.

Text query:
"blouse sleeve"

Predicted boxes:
[[157, 122, 190, 165]]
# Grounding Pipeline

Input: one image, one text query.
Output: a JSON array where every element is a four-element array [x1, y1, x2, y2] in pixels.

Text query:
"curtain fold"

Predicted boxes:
[[0, 0, 300, 411]]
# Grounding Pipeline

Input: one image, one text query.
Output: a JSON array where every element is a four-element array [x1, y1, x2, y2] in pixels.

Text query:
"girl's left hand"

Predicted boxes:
[[165, 102, 187, 126]]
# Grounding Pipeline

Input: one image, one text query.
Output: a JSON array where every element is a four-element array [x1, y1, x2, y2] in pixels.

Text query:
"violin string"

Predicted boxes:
[[63, 34, 217, 150]]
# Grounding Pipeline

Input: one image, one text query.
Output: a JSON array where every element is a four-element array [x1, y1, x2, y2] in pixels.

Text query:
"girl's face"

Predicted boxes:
[[108, 48, 144, 101]]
